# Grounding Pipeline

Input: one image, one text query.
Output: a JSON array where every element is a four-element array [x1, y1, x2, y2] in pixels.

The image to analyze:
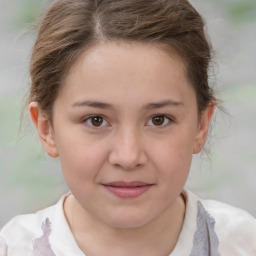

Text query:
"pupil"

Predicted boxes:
[[92, 116, 103, 126], [152, 116, 164, 126]]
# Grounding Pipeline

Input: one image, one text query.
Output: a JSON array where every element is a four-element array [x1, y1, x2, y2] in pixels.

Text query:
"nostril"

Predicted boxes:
[[108, 133, 148, 169], [108, 150, 147, 170]]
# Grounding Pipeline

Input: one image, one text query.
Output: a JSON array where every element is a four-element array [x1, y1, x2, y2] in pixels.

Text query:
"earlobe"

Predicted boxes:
[[29, 102, 59, 158], [193, 104, 215, 154]]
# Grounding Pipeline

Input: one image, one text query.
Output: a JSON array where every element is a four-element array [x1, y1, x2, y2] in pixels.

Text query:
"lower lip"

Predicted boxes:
[[103, 185, 152, 198]]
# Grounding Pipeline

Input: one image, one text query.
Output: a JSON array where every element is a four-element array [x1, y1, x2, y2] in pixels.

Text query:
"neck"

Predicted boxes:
[[64, 194, 185, 256]]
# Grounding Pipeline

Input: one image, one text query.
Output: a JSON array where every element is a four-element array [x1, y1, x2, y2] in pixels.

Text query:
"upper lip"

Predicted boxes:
[[103, 181, 152, 187]]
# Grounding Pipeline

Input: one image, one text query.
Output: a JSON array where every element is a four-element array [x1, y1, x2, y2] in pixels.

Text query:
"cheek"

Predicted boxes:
[[56, 136, 109, 185], [160, 145, 192, 178], [155, 129, 195, 159], [151, 131, 195, 180]]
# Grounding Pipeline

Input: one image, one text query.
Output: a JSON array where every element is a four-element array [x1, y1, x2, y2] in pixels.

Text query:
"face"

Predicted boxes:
[[30, 42, 213, 229]]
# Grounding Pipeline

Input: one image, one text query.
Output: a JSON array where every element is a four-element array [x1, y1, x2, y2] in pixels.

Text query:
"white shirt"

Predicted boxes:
[[1, 189, 256, 256]]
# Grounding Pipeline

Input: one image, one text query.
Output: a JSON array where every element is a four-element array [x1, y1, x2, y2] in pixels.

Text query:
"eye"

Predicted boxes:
[[146, 115, 171, 127], [84, 115, 109, 128]]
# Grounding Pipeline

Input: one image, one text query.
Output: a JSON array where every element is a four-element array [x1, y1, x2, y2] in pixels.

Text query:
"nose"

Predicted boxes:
[[108, 128, 148, 170]]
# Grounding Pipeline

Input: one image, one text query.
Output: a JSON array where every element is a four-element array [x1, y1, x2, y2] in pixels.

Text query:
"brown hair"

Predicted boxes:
[[29, 0, 215, 120]]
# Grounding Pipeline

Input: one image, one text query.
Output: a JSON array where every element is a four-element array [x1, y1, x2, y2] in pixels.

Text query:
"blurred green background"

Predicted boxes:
[[0, 0, 256, 227]]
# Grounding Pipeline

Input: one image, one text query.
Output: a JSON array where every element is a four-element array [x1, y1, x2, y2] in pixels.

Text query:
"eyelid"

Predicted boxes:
[[146, 114, 174, 127], [82, 115, 110, 128]]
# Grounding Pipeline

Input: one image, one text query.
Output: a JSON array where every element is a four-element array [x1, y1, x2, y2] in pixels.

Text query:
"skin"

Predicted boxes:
[[30, 42, 214, 255]]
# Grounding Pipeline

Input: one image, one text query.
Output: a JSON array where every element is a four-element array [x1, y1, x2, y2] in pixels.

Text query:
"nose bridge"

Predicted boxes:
[[108, 125, 147, 169]]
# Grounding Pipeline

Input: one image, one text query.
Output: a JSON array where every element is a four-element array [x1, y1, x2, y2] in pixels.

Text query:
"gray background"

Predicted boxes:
[[0, 0, 256, 227]]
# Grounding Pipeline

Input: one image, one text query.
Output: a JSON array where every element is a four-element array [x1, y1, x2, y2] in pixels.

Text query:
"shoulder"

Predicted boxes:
[[0, 194, 67, 256], [0, 236, 7, 256], [201, 198, 256, 255]]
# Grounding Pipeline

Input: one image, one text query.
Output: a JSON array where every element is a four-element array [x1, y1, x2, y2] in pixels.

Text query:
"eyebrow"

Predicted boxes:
[[143, 100, 184, 110], [71, 99, 183, 109], [71, 100, 114, 109]]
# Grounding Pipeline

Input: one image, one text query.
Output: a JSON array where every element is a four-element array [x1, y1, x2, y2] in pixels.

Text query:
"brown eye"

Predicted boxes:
[[152, 115, 165, 126], [147, 115, 171, 127], [85, 115, 108, 128], [91, 116, 103, 126]]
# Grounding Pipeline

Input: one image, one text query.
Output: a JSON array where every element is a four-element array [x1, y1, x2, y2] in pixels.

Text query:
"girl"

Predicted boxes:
[[1, 0, 256, 255]]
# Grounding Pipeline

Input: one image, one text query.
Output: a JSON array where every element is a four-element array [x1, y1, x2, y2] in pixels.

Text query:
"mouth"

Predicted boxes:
[[102, 181, 153, 198]]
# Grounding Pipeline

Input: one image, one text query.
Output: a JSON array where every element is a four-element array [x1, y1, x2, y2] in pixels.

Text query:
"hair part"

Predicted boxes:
[[28, 0, 216, 122]]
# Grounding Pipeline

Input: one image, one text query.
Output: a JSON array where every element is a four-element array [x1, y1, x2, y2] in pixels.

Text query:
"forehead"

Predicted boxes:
[[58, 42, 195, 108], [70, 42, 186, 77]]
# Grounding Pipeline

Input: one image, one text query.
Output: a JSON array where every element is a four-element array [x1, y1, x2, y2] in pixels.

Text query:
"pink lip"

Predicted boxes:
[[103, 181, 153, 198]]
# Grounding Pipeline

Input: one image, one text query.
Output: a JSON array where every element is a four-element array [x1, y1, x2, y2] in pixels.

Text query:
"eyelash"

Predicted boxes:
[[82, 114, 173, 129], [83, 115, 110, 128], [146, 114, 173, 128]]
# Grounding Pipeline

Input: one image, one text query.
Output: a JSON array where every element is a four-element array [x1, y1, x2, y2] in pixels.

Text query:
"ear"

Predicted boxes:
[[193, 104, 215, 154], [29, 102, 59, 158]]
